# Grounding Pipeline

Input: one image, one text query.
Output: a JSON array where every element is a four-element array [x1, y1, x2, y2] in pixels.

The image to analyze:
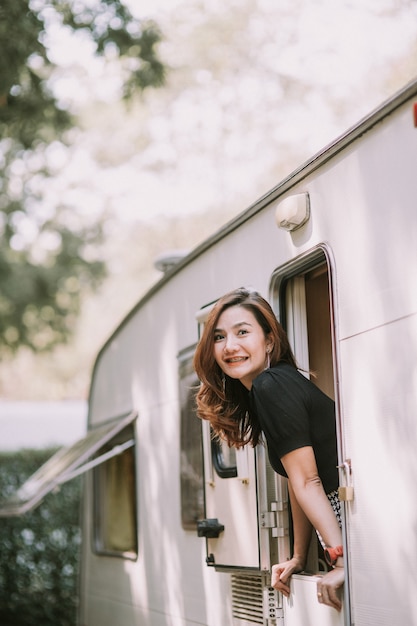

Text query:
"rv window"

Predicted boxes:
[[180, 382, 205, 530], [211, 437, 237, 478], [93, 424, 138, 559], [179, 347, 205, 530], [272, 252, 337, 574]]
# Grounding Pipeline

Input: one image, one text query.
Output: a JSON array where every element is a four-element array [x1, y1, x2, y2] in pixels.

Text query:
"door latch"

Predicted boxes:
[[197, 518, 225, 538], [338, 459, 354, 502]]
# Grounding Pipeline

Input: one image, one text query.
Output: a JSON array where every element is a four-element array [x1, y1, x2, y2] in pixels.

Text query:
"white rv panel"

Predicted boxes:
[[284, 575, 345, 626]]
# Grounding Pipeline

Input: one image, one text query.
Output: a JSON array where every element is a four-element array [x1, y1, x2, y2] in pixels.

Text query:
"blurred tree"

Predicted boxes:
[[0, 0, 165, 354]]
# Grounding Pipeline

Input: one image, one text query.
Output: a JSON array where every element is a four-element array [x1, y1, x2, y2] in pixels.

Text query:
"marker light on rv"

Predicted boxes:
[[274, 192, 310, 232]]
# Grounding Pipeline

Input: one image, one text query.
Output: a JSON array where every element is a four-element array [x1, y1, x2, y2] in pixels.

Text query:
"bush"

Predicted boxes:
[[0, 449, 81, 626]]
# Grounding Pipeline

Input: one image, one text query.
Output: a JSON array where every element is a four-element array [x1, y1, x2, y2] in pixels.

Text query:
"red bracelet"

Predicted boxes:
[[324, 545, 343, 567]]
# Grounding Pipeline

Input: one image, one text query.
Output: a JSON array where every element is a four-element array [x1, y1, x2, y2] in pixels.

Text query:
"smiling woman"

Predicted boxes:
[[193, 288, 296, 446], [193, 288, 344, 611]]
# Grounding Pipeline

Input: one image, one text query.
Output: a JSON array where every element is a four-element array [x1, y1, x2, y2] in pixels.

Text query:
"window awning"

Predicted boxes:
[[0, 410, 137, 518]]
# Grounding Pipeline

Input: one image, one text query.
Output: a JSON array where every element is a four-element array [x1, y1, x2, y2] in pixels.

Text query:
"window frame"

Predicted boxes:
[[270, 246, 341, 574], [92, 421, 138, 560], [178, 346, 205, 531]]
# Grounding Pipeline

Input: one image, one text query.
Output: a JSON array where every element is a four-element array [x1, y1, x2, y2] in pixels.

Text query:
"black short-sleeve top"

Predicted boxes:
[[249, 362, 338, 494]]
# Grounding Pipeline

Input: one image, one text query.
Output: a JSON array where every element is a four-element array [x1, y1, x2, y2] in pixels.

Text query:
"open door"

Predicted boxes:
[[199, 419, 261, 569], [195, 301, 288, 574], [195, 303, 263, 570], [271, 248, 349, 625]]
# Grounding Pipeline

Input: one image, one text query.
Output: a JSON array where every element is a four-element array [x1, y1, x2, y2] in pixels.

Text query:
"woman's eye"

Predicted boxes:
[[237, 329, 248, 336], [214, 333, 224, 342]]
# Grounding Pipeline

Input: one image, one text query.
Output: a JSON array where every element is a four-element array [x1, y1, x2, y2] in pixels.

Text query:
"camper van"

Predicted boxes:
[[3, 80, 417, 626]]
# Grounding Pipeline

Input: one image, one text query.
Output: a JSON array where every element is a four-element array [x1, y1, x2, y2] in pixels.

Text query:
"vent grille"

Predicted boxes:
[[231, 573, 264, 625]]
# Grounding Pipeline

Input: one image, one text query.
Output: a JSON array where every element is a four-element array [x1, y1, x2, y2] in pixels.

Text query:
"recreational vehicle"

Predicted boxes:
[[2, 80, 417, 626]]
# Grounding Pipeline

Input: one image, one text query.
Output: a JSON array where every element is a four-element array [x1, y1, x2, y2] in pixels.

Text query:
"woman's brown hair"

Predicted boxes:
[[193, 288, 297, 448]]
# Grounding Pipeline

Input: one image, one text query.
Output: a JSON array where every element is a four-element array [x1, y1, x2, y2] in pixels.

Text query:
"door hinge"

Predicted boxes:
[[260, 511, 276, 529], [260, 501, 289, 537]]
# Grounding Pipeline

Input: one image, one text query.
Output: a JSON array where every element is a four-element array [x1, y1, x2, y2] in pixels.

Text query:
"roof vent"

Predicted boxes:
[[154, 249, 189, 273]]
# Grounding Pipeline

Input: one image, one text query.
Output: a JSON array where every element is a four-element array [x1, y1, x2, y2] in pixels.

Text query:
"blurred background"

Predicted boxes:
[[1, 0, 417, 431]]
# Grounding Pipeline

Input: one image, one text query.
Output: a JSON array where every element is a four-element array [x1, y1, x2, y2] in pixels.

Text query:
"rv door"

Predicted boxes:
[[195, 302, 278, 571]]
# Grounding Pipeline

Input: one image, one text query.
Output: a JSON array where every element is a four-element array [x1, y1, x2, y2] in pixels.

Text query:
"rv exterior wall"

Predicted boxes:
[[80, 84, 417, 626]]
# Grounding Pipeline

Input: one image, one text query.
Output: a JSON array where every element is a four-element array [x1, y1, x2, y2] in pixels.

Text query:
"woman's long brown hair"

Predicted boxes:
[[193, 288, 297, 448]]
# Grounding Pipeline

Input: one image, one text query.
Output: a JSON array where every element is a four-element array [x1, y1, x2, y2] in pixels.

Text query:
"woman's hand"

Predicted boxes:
[[271, 556, 304, 597], [316, 567, 344, 611]]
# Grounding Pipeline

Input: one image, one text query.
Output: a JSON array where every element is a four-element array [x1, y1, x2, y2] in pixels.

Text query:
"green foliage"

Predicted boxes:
[[55, 0, 166, 97], [0, 214, 106, 353], [0, 0, 66, 148], [0, 448, 81, 626], [0, 0, 166, 355], [0, 0, 165, 146]]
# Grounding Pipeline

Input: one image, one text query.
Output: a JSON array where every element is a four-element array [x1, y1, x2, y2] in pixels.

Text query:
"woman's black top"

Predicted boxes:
[[249, 362, 338, 494]]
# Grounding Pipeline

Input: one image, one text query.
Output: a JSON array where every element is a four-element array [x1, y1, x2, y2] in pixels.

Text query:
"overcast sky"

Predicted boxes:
[[0, 401, 87, 451]]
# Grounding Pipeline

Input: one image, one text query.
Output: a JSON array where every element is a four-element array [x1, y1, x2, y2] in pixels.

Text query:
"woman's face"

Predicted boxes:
[[213, 305, 272, 390]]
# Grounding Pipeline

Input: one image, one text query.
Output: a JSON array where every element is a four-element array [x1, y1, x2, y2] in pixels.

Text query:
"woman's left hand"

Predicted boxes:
[[316, 567, 344, 611]]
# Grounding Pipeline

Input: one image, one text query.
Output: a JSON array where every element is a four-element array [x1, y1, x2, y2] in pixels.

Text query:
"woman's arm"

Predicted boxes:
[[271, 481, 312, 596], [280, 446, 344, 611], [281, 446, 342, 550], [288, 480, 313, 566]]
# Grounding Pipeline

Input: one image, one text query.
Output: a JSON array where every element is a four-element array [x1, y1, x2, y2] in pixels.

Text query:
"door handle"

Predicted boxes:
[[197, 518, 225, 538]]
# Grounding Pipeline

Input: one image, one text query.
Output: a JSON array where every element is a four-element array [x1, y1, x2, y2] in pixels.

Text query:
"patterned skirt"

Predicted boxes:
[[327, 489, 342, 527], [316, 490, 342, 550]]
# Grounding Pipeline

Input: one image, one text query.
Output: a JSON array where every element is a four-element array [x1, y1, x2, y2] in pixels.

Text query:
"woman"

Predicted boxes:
[[193, 287, 344, 611]]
